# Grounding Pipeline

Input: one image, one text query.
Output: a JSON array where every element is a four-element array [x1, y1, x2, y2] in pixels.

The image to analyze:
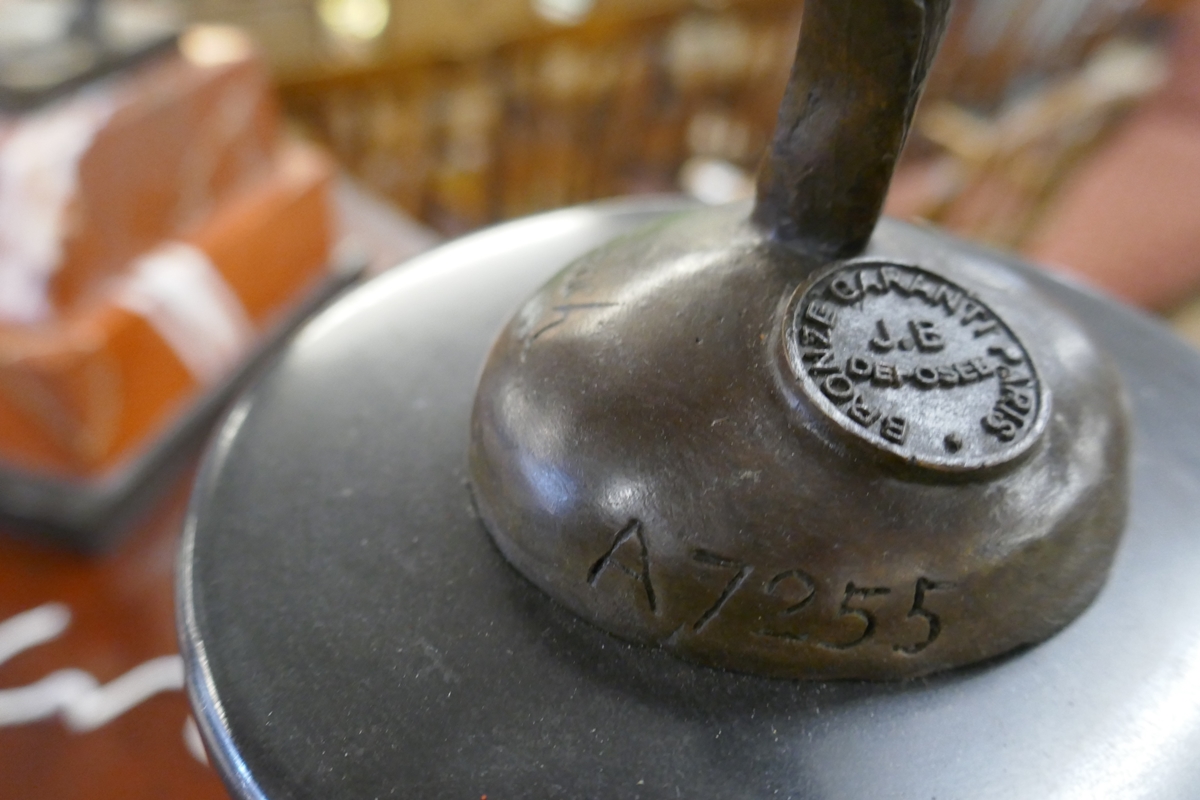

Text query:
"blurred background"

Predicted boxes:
[[0, 0, 1198, 797], [192, 0, 1200, 316]]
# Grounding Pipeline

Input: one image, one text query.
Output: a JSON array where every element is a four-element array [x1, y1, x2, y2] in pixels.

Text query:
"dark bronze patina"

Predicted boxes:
[[753, 0, 950, 258], [469, 0, 1129, 680]]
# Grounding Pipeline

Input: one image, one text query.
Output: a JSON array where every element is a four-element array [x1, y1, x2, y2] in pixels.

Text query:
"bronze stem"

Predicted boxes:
[[752, 0, 953, 260]]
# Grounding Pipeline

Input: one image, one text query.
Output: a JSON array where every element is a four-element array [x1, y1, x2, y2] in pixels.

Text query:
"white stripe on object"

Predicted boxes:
[[116, 242, 254, 383], [0, 604, 185, 731], [0, 603, 71, 668], [0, 86, 117, 324], [0, 656, 184, 730], [0, 668, 97, 727], [59, 655, 184, 732]]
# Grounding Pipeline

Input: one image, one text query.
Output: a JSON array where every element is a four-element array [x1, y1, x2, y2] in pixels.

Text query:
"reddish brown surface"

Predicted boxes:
[[0, 477, 228, 800], [1029, 0, 1200, 310]]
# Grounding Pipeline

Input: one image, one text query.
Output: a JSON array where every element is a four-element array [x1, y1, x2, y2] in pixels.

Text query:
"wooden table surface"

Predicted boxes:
[[0, 472, 229, 799]]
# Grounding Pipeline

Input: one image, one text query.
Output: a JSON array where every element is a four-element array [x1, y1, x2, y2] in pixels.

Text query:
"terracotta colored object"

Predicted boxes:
[[0, 37, 279, 323], [0, 31, 336, 482], [0, 143, 334, 478]]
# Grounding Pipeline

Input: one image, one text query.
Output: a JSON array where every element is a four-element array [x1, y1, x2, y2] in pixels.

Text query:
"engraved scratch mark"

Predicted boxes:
[[755, 568, 817, 641], [893, 578, 953, 655], [531, 303, 618, 341], [588, 520, 656, 613], [691, 550, 752, 633]]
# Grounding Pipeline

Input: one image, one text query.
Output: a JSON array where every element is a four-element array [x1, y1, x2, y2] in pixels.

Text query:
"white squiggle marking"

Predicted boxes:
[[60, 655, 184, 732], [0, 603, 71, 667], [183, 715, 209, 764], [0, 668, 96, 727], [0, 604, 184, 732]]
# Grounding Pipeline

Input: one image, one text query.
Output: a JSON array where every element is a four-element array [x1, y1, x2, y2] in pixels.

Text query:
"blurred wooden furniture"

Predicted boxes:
[[1029, 0, 1200, 311], [277, 0, 802, 233], [178, 0, 1173, 237]]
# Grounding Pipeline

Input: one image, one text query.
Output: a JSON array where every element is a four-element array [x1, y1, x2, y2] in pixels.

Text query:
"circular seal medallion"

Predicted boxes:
[[783, 261, 1048, 471]]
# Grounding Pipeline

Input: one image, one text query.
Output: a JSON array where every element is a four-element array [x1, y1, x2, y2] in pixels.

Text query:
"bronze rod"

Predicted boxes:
[[752, 0, 952, 260]]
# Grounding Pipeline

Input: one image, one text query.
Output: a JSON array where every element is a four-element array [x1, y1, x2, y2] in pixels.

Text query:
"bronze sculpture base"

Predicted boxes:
[[470, 204, 1127, 680], [180, 198, 1200, 798]]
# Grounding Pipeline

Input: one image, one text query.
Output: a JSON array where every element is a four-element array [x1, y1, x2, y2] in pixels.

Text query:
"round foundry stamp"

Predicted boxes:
[[783, 261, 1049, 471]]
